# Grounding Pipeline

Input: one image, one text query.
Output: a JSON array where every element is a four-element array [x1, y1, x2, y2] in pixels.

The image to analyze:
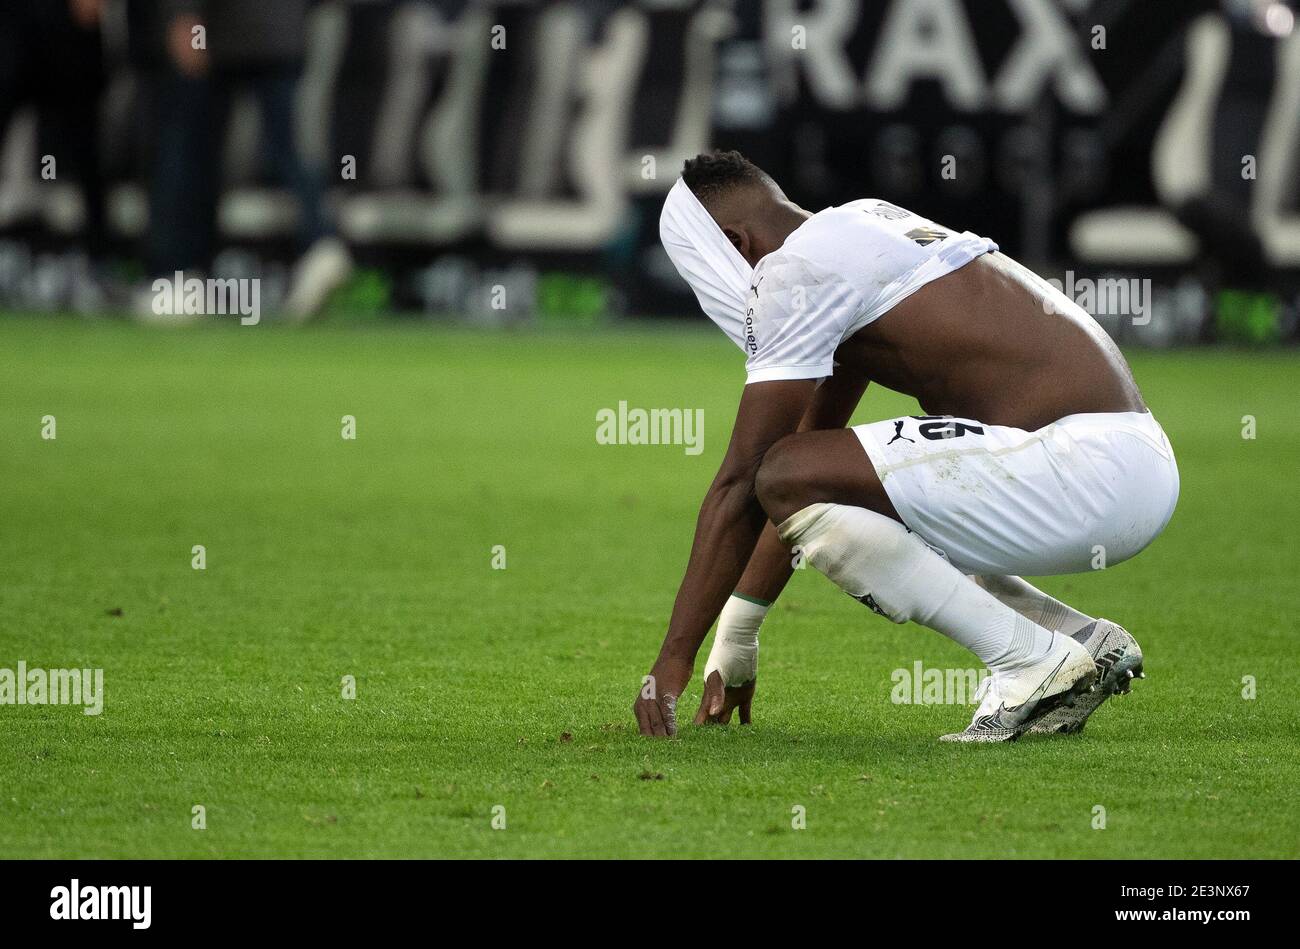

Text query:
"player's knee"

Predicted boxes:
[[755, 436, 808, 524]]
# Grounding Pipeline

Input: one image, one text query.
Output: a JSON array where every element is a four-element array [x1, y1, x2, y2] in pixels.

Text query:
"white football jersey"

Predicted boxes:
[[743, 200, 998, 384]]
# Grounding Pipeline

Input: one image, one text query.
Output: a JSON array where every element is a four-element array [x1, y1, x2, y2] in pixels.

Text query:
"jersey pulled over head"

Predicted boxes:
[[657, 155, 758, 354], [660, 150, 998, 386]]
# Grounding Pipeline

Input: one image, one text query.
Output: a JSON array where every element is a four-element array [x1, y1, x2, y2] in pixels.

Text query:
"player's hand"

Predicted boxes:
[[633, 659, 689, 737], [693, 670, 755, 725]]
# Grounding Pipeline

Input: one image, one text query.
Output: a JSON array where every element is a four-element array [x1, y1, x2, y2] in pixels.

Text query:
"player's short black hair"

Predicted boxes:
[[681, 150, 772, 205]]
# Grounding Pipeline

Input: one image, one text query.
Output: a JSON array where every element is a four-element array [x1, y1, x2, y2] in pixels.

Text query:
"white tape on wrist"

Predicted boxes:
[[703, 594, 768, 687]]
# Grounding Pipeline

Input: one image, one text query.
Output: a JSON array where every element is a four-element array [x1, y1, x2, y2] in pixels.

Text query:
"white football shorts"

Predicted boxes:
[[853, 411, 1179, 577]]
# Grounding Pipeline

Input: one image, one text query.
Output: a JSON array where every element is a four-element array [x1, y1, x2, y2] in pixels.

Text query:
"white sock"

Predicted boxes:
[[970, 575, 1095, 636], [778, 503, 1057, 674]]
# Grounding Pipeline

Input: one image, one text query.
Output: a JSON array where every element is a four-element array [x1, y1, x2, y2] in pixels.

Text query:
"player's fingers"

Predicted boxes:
[[693, 693, 718, 726], [661, 695, 679, 736], [643, 701, 663, 735], [643, 697, 669, 737], [705, 671, 725, 717], [694, 673, 722, 725], [634, 700, 659, 737]]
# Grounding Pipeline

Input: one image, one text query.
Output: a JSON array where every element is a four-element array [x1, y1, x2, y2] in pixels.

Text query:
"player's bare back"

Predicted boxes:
[[833, 251, 1147, 432]]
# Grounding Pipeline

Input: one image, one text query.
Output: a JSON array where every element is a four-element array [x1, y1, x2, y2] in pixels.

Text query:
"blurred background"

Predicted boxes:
[[0, 0, 1297, 343]]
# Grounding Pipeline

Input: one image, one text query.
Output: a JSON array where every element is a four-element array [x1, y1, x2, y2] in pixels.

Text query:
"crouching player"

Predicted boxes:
[[632, 151, 1178, 742]]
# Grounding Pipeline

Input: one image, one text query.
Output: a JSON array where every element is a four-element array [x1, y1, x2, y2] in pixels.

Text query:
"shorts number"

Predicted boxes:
[[913, 416, 985, 441]]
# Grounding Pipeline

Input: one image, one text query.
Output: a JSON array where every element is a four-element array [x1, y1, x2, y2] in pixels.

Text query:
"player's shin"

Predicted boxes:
[[970, 575, 1095, 636], [776, 503, 1058, 676]]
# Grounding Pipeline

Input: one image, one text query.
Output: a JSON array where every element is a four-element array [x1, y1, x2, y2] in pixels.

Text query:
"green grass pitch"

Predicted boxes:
[[0, 316, 1296, 858]]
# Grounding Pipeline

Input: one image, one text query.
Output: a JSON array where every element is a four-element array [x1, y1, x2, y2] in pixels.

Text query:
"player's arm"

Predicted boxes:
[[694, 371, 868, 725], [737, 372, 868, 601], [632, 378, 815, 737]]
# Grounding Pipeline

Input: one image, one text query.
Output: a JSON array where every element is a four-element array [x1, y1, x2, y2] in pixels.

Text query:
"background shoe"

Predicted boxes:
[[282, 237, 354, 324]]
